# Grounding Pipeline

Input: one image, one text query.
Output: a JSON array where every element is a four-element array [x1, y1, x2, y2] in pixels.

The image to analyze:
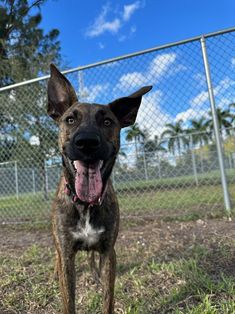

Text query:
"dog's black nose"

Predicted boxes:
[[74, 132, 101, 153]]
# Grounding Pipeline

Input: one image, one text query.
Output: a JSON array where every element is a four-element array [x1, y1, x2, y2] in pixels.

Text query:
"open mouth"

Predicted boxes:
[[71, 159, 106, 204]]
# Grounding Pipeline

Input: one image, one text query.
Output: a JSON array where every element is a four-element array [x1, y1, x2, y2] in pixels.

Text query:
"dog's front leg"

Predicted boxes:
[[55, 237, 76, 314], [100, 249, 116, 314]]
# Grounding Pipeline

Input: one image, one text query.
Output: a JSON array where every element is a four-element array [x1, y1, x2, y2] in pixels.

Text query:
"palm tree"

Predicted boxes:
[[161, 120, 188, 155], [229, 102, 235, 109], [125, 123, 146, 157], [143, 135, 166, 170], [205, 108, 233, 136], [144, 135, 166, 155], [229, 103, 235, 126], [188, 117, 210, 147]]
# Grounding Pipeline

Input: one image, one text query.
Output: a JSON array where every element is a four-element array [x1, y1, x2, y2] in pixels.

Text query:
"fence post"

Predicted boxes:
[[200, 36, 231, 216], [157, 153, 162, 178], [45, 162, 49, 196], [190, 134, 198, 186], [14, 161, 19, 199], [143, 150, 149, 181], [32, 169, 36, 194]]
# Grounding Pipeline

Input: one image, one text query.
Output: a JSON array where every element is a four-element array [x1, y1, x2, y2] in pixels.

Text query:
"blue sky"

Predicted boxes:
[[39, 0, 235, 68], [38, 0, 235, 151]]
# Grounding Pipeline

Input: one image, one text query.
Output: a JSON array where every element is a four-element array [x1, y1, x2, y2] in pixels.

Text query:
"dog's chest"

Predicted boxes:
[[70, 209, 105, 248]]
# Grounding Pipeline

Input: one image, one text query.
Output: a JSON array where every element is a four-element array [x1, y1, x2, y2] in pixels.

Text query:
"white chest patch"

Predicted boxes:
[[71, 210, 105, 247]]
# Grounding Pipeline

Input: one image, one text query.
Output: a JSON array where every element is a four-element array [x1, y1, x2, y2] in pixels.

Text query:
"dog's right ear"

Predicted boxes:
[[47, 64, 78, 121], [108, 86, 152, 128]]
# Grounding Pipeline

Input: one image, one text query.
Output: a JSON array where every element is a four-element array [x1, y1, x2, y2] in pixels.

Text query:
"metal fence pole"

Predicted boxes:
[[190, 134, 198, 186], [32, 169, 36, 194], [14, 161, 19, 199], [158, 153, 162, 179], [45, 163, 49, 194], [143, 150, 149, 181], [200, 36, 231, 215]]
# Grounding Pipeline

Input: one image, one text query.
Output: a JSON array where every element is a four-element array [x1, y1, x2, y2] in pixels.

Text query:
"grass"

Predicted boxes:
[[1, 172, 235, 312], [115, 169, 235, 192], [0, 191, 233, 224], [0, 171, 235, 313], [1, 172, 235, 223], [0, 219, 234, 313], [0, 245, 60, 313]]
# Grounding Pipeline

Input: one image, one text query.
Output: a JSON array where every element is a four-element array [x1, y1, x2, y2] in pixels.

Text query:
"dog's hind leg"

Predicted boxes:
[[89, 251, 102, 286], [53, 250, 59, 280], [100, 249, 116, 314]]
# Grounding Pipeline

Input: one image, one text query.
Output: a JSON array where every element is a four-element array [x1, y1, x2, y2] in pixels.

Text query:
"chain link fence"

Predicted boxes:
[[1, 28, 235, 224]]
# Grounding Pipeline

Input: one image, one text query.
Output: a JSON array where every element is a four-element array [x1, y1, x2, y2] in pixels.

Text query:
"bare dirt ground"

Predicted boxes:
[[1, 218, 235, 260], [1, 218, 235, 313]]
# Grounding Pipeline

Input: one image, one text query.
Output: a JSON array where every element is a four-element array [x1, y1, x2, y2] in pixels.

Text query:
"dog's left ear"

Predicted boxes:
[[108, 86, 152, 128], [47, 64, 78, 121]]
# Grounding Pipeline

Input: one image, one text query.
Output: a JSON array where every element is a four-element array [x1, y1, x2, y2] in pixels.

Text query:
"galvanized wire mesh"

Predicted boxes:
[[1, 29, 235, 224]]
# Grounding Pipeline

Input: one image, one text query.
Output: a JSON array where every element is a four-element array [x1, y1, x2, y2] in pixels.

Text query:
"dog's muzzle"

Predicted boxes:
[[65, 130, 115, 205]]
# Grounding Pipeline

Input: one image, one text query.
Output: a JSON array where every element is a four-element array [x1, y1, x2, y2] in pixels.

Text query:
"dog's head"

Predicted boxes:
[[47, 64, 152, 205]]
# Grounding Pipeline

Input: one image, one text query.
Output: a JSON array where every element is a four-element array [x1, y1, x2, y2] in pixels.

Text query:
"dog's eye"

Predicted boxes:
[[104, 118, 112, 127], [66, 117, 75, 125]]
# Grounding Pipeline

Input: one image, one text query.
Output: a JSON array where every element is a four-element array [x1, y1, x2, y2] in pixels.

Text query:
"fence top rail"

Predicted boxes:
[[1, 26, 235, 93]]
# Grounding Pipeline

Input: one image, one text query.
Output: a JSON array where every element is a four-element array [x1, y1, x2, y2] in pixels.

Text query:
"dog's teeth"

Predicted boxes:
[[99, 161, 104, 169]]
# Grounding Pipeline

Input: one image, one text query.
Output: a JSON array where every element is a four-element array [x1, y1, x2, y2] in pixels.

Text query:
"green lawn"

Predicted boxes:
[[1, 219, 234, 313], [0, 174, 235, 223], [118, 184, 227, 218], [1, 173, 234, 313], [115, 169, 235, 192]]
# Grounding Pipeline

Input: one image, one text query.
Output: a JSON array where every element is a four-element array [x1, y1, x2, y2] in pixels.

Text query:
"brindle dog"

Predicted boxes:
[[47, 64, 152, 314]]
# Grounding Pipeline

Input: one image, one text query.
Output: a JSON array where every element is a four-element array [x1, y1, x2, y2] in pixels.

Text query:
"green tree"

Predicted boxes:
[[125, 123, 146, 158], [144, 135, 166, 154], [229, 103, 235, 126], [205, 108, 233, 136], [161, 120, 188, 154], [0, 0, 60, 85], [188, 117, 210, 147], [143, 135, 166, 166], [0, 0, 61, 199]]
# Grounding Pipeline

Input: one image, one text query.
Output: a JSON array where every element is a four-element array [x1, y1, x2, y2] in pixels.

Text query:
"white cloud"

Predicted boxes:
[[116, 53, 178, 92], [190, 77, 235, 108], [85, 4, 121, 38], [190, 90, 208, 108], [136, 90, 172, 138], [213, 77, 235, 94], [30, 136, 40, 146], [118, 25, 137, 42], [85, 1, 143, 38], [130, 25, 137, 34], [175, 108, 208, 123], [81, 83, 110, 103], [218, 97, 233, 108], [149, 53, 177, 81], [98, 42, 105, 49], [176, 77, 235, 123], [231, 57, 235, 67], [118, 35, 127, 42], [117, 72, 146, 91], [193, 73, 206, 87], [175, 108, 196, 122], [9, 90, 16, 101], [123, 1, 141, 21]]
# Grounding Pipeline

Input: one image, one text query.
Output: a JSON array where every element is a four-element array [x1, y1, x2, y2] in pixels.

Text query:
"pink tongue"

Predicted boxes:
[[74, 160, 103, 204]]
